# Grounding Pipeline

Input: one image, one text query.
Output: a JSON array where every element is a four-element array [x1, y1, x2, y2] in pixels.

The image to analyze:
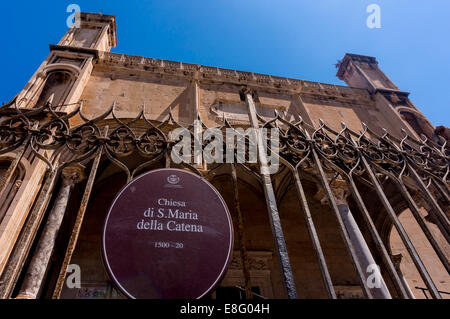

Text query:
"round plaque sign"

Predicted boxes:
[[102, 168, 234, 299]]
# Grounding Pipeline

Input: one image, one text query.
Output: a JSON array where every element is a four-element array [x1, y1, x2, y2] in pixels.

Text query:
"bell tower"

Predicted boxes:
[[58, 12, 117, 51], [16, 13, 117, 113], [337, 53, 435, 139], [0, 14, 118, 278]]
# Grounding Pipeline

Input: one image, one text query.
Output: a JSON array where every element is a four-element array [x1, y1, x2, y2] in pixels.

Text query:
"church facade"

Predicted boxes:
[[0, 13, 448, 299]]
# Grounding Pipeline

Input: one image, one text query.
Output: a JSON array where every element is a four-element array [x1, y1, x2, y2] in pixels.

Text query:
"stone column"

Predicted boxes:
[[316, 179, 392, 299], [334, 180, 391, 299], [16, 165, 85, 299], [391, 253, 416, 299]]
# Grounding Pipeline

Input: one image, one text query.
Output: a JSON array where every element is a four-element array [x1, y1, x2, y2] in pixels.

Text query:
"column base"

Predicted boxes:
[[15, 293, 36, 299]]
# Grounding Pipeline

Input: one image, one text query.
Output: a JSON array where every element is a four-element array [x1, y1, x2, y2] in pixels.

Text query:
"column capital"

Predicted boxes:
[[240, 87, 258, 101], [314, 178, 349, 206], [330, 179, 349, 205], [391, 253, 403, 271], [61, 164, 86, 186]]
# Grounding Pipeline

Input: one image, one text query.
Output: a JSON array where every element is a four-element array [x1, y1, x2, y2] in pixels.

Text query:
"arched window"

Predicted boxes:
[[22, 62, 81, 110], [34, 70, 75, 109]]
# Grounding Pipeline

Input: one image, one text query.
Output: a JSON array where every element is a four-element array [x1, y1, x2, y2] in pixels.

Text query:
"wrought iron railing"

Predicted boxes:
[[415, 286, 450, 299], [0, 91, 448, 299]]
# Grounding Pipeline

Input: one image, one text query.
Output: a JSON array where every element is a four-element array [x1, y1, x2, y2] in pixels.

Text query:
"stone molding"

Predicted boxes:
[[95, 52, 373, 104], [229, 251, 272, 271]]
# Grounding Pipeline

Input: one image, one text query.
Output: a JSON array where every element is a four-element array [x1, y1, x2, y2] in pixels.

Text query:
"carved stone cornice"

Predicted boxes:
[[96, 52, 373, 104], [376, 89, 410, 106], [49, 45, 99, 59]]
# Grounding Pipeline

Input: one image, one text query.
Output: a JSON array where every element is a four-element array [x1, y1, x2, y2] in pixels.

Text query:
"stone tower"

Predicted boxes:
[[337, 53, 435, 138]]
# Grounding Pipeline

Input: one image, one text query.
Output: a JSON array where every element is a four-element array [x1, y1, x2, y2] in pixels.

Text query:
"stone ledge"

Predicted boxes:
[[95, 52, 373, 104]]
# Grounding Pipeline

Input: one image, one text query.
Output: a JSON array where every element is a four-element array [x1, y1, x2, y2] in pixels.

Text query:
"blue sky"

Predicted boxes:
[[1, 1, 449, 126]]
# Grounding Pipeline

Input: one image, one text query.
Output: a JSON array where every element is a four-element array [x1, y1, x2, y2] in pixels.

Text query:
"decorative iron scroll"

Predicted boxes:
[[0, 96, 448, 299], [1, 98, 448, 183]]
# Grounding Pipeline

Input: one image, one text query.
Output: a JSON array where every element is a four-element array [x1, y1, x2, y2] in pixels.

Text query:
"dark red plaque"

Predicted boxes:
[[102, 168, 234, 299]]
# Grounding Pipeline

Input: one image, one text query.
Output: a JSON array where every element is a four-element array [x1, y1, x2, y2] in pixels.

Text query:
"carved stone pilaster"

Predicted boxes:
[[16, 164, 85, 299]]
